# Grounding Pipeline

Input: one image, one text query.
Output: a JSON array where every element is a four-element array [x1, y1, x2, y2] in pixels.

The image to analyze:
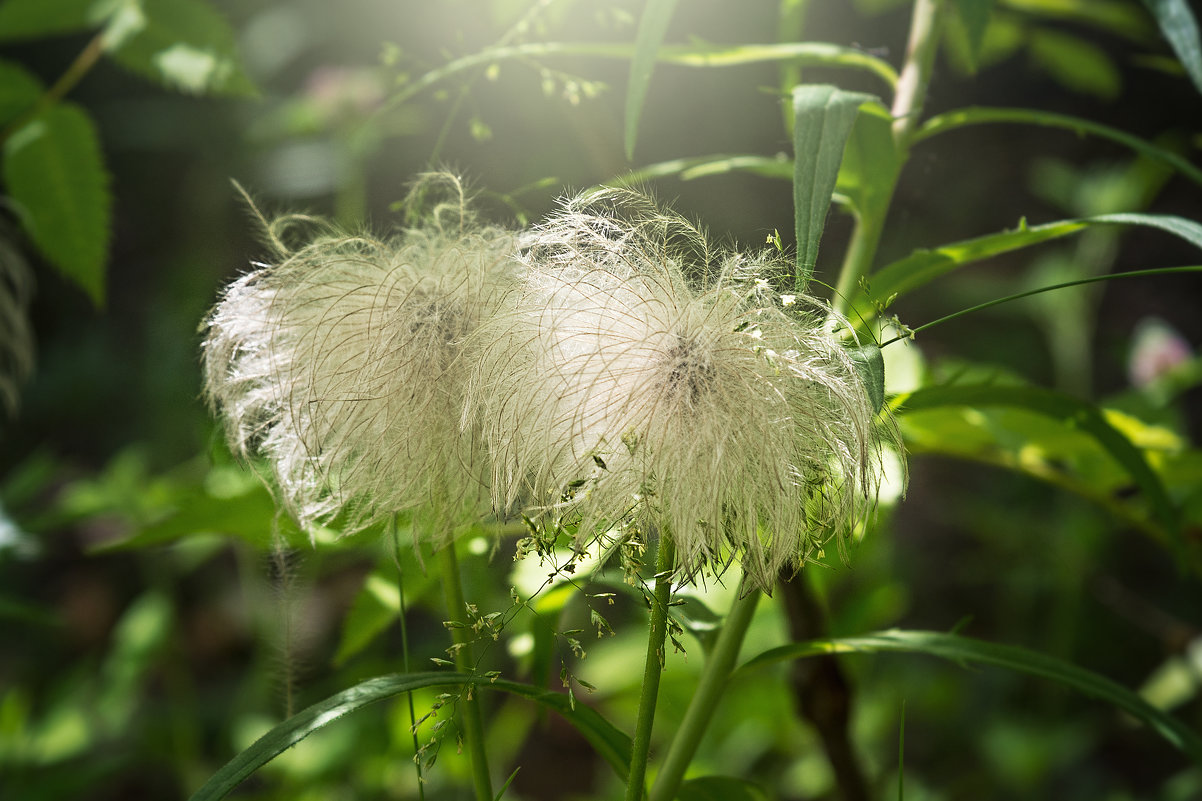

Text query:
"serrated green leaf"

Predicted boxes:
[[0, 60, 44, 127], [1139, 0, 1202, 95], [949, 0, 996, 71], [792, 85, 877, 291], [0, 0, 98, 40], [186, 672, 631, 801], [740, 629, 1202, 765], [850, 343, 886, 412], [107, 0, 254, 96], [2, 103, 109, 305], [894, 383, 1180, 541], [851, 213, 1202, 321], [624, 0, 678, 160], [915, 106, 1202, 187], [676, 775, 771, 801]]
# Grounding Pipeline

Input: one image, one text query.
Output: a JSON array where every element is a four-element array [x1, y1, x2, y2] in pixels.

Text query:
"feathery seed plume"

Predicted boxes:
[[467, 188, 900, 590], [203, 174, 515, 540]]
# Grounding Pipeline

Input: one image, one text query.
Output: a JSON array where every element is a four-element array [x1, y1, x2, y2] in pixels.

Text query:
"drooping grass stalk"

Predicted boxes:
[[648, 580, 761, 801], [437, 541, 493, 801], [878, 265, 1202, 347], [831, 0, 944, 315], [388, 520, 425, 800], [625, 536, 677, 801]]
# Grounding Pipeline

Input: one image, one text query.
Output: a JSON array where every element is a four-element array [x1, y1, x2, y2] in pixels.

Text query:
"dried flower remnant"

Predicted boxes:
[[203, 174, 515, 540], [468, 189, 901, 591]]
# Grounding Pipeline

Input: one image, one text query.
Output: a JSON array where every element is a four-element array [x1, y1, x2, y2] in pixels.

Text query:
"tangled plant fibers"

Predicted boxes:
[[203, 175, 516, 540], [466, 188, 901, 590]]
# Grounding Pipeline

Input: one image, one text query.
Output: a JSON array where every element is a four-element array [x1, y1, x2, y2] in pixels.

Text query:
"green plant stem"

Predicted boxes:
[[625, 536, 677, 801], [890, 0, 943, 145], [437, 542, 493, 801], [648, 583, 761, 801], [833, 211, 886, 315], [831, 0, 944, 314], [0, 29, 106, 146]]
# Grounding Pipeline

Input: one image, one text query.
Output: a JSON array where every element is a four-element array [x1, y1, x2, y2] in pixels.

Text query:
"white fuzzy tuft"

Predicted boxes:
[[466, 189, 900, 590], [203, 175, 516, 540]]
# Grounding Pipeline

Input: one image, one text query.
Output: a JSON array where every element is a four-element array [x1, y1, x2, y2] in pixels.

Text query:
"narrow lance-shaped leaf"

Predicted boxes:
[[1139, 0, 1202, 95], [914, 106, 1202, 188], [624, 0, 679, 160], [2, 103, 110, 305], [615, 153, 793, 187], [792, 85, 875, 291], [739, 629, 1202, 765], [851, 212, 1202, 321], [187, 671, 632, 801], [893, 383, 1180, 541]]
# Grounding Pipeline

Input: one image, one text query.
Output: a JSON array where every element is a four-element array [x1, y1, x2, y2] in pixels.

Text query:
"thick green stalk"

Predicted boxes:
[[831, 0, 944, 315], [625, 537, 677, 801], [437, 542, 493, 801], [648, 583, 761, 801]]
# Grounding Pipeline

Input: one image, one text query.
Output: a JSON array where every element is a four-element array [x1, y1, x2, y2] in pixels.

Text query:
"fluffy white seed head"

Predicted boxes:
[[467, 189, 900, 590], [203, 174, 516, 540]]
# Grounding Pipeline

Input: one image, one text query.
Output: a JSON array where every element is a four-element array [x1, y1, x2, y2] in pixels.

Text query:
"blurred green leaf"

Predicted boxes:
[[1002, 0, 1154, 42], [0, 61, 43, 127], [92, 478, 283, 551], [895, 383, 1180, 540], [740, 629, 1202, 765], [792, 85, 876, 291], [107, 0, 255, 96], [852, 213, 1202, 321], [0, 0, 97, 40], [676, 775, 771, 801], [670, 595, 723, 653], [1028, 28, 1121, 99], [333, 559, 437, 667], [915, 106, 1202, 187], [834, 100, 902, 222], [391, 41, 897, 116], [949, 0, 996, 71], [624, 0, 678, 160], [333, 569, 400, 667], [616, 154, 793, 187], [1138, 0, 1202, 94], [187, 672, 632, 801], [2, 103, 109, 305]]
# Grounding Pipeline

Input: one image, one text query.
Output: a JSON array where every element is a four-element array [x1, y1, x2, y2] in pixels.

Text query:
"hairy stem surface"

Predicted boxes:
[[437, 542, 493, 801], [649, 581, 761, 801], [831, 0, 944, 315], [625, 537, 677, 801]]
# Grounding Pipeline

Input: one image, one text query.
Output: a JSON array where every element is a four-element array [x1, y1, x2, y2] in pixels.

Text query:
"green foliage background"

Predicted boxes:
[[2, 1, 1202, 800]]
